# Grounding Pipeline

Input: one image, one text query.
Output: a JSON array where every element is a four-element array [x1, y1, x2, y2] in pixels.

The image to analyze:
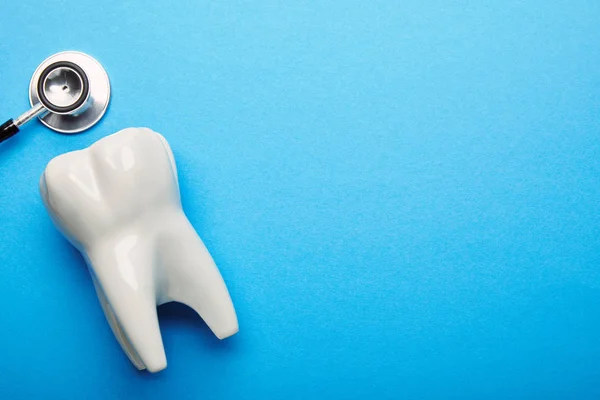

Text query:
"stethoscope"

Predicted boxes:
[[0, 51, 111, 144]]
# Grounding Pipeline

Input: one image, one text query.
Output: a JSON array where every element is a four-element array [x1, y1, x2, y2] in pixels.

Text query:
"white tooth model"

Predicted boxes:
[[39, 127, 238, 373]]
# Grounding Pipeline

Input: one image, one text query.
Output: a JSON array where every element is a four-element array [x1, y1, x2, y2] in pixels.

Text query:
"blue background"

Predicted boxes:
[[1, 1, 600, 398]]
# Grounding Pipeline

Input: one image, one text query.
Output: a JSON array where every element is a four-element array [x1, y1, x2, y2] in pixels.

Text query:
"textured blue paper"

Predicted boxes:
[[1, 1, 600, 398]]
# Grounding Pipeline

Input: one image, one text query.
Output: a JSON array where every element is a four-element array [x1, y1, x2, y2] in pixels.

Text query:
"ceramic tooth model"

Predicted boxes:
[[39, 127, 238, 373]]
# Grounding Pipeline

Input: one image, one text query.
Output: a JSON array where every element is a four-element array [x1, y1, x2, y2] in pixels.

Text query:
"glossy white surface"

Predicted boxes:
[[39, 127, 238, 372]]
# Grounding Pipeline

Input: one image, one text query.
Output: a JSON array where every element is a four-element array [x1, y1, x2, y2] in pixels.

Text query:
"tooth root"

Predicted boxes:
[[91, 276, 146, 370], [87, 237, 167, 373], [159, 216, 239, 339]]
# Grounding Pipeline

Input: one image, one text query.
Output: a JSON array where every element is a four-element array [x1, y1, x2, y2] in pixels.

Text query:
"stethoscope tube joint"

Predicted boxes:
[[0, 119, 19, 144]]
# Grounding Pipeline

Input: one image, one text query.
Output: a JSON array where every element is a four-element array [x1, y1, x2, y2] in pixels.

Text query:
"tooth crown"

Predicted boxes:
[[41, 128, 180, 250], [40, 128, 239, 373]]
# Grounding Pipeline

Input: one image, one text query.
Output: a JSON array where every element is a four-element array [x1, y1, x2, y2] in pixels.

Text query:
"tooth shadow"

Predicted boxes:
[[157, 302, 239, 352]]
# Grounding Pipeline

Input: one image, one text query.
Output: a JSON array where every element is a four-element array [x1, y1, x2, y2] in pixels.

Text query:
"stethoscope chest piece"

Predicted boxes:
[[0, 51, 111, 144], [29, 51, 110, 134]]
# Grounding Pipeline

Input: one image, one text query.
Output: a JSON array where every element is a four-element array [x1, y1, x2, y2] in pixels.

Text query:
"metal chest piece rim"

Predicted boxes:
[[29, 51, 111, 134]]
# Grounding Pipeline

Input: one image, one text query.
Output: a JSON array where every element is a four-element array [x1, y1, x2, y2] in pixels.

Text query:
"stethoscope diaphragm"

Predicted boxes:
[[0, 51, 111, 143]]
